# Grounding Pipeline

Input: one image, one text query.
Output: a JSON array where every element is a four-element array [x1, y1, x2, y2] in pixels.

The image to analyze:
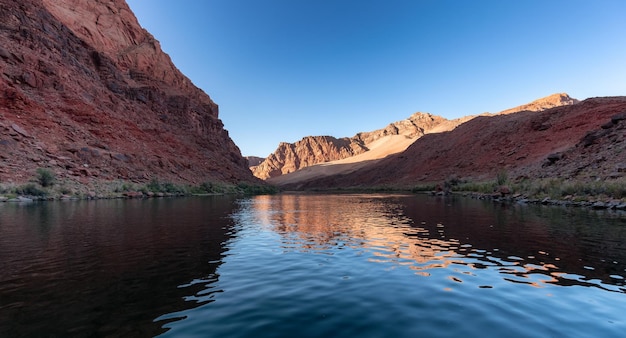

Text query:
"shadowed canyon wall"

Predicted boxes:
[[0, 0, 257, 189]]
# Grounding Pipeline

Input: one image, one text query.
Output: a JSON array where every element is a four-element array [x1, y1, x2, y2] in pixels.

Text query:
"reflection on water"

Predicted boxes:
[[158, 193, 626, 337], [0, 197, 238, 337], [256, 194, 626, 293], [1, 194, 626, 337]]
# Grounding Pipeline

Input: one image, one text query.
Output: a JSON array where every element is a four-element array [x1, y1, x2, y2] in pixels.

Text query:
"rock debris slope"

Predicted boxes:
[[0, 0, 257, 187]]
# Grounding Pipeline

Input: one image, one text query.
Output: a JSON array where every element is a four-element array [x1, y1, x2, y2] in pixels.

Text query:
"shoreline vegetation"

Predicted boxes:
[[414, 173, 626, 210], [299, 173, 626, 211], [1, 168, 625, 211], [0, 168, 278, 202]]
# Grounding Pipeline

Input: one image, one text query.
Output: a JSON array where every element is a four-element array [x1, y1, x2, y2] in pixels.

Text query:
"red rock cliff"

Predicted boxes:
[[283, 96, 626, 189], [252, 112, 447, 180], [0, 0, 257, 188]]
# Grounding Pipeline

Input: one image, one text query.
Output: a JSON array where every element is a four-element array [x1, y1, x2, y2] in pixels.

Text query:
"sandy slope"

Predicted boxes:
[[280, 96, 626, 190], [267, 113, 479, 186], [268, 134, 421, 185]]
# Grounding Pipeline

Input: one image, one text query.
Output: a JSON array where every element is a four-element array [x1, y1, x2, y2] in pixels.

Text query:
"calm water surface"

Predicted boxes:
[[1, 194, 625, 337]]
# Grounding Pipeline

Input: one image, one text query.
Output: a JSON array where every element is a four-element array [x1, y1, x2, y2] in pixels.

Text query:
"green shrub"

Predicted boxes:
[[146, 178, 162, 192], [496, 169, 508, 186], [508, 178, 626, 200], [200, 181, 217, 193], [15, 183, 47, 197], [114, 182, 135, 193], [411, 184, 437, 192], [456, 181, 494, 194], [236, 182, 278, 195], [36, 168, 55, 187], [162, 182, 179, 193]]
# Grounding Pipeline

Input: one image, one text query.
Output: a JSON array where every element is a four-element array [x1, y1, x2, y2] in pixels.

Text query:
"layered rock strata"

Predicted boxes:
[[0, 0, 257, 188]]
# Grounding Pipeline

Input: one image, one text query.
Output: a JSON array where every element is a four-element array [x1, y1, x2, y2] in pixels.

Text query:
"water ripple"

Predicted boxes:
[[154, 194, 626, 337]]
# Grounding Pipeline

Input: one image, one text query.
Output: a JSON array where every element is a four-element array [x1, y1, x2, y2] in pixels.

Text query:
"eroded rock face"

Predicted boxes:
[[252, 93, 579, 182], [283, 96, 626, 190], [354, 112, 447, 146], [252, 112, 447, 180], [252, 136, 369, 180], [0, 0, 257, 187]]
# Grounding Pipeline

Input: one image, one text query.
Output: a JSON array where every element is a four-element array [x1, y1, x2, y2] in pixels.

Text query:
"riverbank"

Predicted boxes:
[[446, 191, 626, 210], [0, 176, 277, 202], [2, 174, 625, 213]]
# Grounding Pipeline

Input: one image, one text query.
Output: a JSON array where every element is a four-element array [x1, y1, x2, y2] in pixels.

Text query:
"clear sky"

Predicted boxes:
[[126, 0, 626, 157]]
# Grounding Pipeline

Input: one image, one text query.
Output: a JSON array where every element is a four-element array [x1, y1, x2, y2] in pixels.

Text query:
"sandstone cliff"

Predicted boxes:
[[0, 0, 257, 190], [251, 136, 369, 180], [279, 96, 626, 190], [255, 93, 578, 183], [252, 112, 447, 180]]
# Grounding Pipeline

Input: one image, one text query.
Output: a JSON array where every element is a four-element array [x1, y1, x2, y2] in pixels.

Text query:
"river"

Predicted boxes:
[[1, 194, 625, 337]]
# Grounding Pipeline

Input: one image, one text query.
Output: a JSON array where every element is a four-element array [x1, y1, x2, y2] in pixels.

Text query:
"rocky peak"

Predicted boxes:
[[251, 112, 449, 180], [355, 112, 447, 146], [498, 93, 579, 115], [41, 0, 208, 102], [251, 136, 368, 180]]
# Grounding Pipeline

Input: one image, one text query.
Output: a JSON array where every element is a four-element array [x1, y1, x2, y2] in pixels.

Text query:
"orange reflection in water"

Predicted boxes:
[[250, 194, 569, 290]]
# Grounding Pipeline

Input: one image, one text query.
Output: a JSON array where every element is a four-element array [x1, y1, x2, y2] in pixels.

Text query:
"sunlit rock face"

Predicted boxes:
[[497, 93, 579, 115], [282, 96, 626, 190], [251, 93, 583, 183], [0, 0, 257, 186], [252, 112, 448, 180]]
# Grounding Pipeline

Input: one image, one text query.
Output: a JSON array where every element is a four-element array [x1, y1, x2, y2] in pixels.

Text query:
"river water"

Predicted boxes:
[[1, 194, 625, 337]]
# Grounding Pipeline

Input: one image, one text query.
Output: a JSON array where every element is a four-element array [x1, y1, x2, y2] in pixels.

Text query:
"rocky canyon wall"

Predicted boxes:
[[0, 0, 257, 189], [251, 112, 447, 180]]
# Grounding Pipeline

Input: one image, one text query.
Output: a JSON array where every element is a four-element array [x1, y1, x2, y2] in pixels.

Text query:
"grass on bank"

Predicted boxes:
[[0, 169, 277, 200], [513, 178, 626, 200], [141, 179, 278, 195], [412, 172, 626, 201]]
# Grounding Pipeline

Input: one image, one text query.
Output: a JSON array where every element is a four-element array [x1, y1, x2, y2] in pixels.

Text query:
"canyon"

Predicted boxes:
[[1, 0, 624, 197], [0, 0, 258, 194], [272, 95, 626, 190], [252, 94, 576, 183]]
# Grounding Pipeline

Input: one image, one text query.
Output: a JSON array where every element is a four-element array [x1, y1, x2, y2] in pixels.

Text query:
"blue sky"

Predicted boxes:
[[126, 0, 626, 157]]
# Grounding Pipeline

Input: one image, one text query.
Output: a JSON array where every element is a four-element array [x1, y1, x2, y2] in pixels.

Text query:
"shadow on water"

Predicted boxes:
[[399, 195, 626, 292], [0, 196, 239, 337]]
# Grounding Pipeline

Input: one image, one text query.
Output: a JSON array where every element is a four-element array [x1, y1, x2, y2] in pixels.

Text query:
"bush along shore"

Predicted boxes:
[[0, 169, 278, 202], [415, 173, 626, 211]]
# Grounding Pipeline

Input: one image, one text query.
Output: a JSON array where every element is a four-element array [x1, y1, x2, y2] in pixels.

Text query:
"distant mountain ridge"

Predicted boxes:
[[251, 112, 447, 180], [245, 156, 265, 167], [253, 93, 579, 182], [275, 95, 626, 190]]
